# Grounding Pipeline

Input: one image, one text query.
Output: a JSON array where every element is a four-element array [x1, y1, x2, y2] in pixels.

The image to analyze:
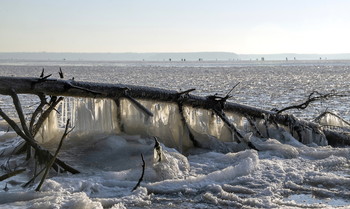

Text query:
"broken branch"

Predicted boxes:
[[277, 91, 347, 114], [0, 169, 26, 181], [132, 153, 145, 192], [35, 119, 72, 191]]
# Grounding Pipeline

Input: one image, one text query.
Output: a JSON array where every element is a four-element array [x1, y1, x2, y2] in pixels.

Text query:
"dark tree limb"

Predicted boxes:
[[38, 74, 52, 82], [153, 137, 162, 162], [315, 111, 350, 128], [65, 81, 105, 95], [0, 97, 79, 174], [132, 153, 145, 192], [0, 169, 26, 181], [277, 91, 347, 114], [40, 68, 44, 78], [29, 93, 47, 133], [113, 98, 125, 133], [245, 114, 263, 138], [213, 109, 246, 143], [177, 88, 196, 96], [35, 119, 72, 191], [176, 89, 199, 147], [32, 96, 63, 136], [23, 166, 46, 188], [0, 76, 348, 146], [10, 89, 32, 138], [59, 67, 64, 79], [123, 93, 153, 117], [0, 108, 29, 141], [225, 82, 240, 98], [177, 102, 198, 147]]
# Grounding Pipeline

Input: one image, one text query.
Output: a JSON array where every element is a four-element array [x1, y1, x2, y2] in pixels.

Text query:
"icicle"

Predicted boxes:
[[72, 98, 119, 135], [60, 99, 65, 126], [120, 99, 193, 152], [183, 106, 230, 142], [35, 110, 59, 143], [318, 112, 350, 128]]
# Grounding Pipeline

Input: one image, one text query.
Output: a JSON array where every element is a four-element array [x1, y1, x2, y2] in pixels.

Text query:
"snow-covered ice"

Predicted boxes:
[[0, 60, 350, 208]]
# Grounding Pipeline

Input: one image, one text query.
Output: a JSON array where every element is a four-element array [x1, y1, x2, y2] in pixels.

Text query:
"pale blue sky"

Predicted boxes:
[[1, 0, 350, 53]]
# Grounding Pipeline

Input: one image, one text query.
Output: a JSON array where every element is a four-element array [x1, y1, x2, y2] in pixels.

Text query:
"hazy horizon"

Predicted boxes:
[[1, 51, 350, 61], [1, 0, 350, 54]]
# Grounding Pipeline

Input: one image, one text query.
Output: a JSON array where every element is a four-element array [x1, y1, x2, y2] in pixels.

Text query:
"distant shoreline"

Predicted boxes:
[[1, 52, 350, 61]]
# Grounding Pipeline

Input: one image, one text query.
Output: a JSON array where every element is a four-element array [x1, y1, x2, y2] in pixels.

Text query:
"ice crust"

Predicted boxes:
[[1, 97, 350, 208], [1, 61, 350, 208]]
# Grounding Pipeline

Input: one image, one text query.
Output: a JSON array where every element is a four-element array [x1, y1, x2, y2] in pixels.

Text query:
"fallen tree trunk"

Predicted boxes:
[[0, 76, 349, 146]]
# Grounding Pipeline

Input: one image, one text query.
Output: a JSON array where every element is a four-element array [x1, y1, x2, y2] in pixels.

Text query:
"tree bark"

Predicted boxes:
[[0, 76, 349, 146]]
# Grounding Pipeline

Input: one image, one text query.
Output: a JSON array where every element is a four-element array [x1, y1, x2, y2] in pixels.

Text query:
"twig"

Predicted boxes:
[[35, 119, 72, 191], [213, 109, 258, 150], [32, 96, 63, 136], [315, 111, 350, 127], [113, 98, 125, 132], [277, 91, 347, 114], [22, 166, 45, 188], [40, 68, 44, 78], [154, 137, 162, 162], [177, 101, 199, 147], [29, 93, 47, 133], [10, 89, 32, 138], [3, 183, 9, 191], [245, 114, 263, 138], [124, 93, 153, 117], [38, 74, 52, 81], [177, 88, 196, 96], [225, 82, 240, 98], [59, 67, 64, 79], [0, 169, 26, 181], [132, 154, 145, 192], [0, 108, 29, 141]]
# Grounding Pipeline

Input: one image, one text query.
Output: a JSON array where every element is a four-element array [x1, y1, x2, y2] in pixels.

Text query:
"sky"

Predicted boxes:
[[1, 0, 350, 54]]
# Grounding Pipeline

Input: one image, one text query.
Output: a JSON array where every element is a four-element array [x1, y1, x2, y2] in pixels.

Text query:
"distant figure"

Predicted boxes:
[[261, 57, 265, 61], [286, 57, 288, 61], [294, 57, 296, 60], [169, 58, 172, 61]]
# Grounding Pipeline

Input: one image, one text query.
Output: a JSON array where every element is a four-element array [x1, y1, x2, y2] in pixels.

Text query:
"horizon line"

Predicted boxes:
[[1, 51, 350, 55]]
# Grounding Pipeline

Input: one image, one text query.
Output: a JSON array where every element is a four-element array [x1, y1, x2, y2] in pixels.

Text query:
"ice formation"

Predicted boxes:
[[40, 97, 249, 152], [1, 60, 350, 208], [36, 97, 329, 152]]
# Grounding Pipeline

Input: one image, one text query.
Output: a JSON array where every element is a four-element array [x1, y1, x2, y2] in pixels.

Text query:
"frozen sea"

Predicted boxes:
[[0, 59, 350, 208]]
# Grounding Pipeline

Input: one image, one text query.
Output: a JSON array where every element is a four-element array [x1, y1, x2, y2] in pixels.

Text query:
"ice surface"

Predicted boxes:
[[1, 60, 350, 208]]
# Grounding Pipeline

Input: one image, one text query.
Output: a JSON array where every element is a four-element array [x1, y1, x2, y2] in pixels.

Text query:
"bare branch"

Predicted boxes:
[[10, 89, 32, 138], [0, 169, 26, 181], [124, 93, 153, 117], [277, 91, 348, 114], [36, 119, 71, 191], [154, 137, 162, 162], [132, 153, 145, 192], [225, 82, 240, 98], [29, 93, 47, 134], [177, 88, 196, 96], [33, 96, 63, 136], [0, 108, 29, 141]]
